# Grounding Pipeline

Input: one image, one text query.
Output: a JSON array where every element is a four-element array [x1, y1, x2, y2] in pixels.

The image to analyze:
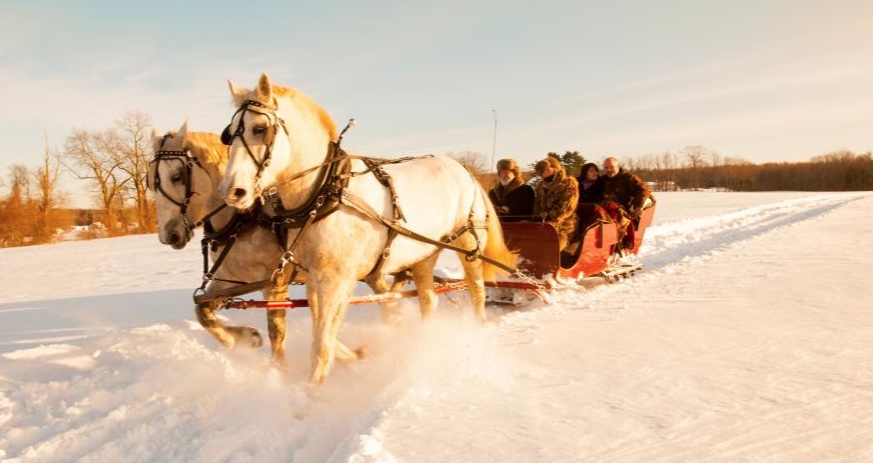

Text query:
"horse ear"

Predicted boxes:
[[151, 128, 163, 151], [177, 120, 189, 141], [228, 79, 247, 105], [257, 72, 272, 102]]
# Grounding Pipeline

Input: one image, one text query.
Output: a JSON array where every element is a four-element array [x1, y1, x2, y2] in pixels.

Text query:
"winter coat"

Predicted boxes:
[[488, 177, 535, 217], [577, 176, 605, 204], [601, 168, 652, 212], [534, 168, 579, 249]]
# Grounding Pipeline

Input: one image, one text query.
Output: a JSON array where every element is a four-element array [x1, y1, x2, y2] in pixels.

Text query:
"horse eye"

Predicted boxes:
[[171, 174, 183, 184], [252, 126, 267, 135]]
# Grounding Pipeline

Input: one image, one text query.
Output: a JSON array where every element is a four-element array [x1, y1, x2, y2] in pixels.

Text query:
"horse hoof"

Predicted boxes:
[[271, 358, 291, 374], [227, 326, 263, 348]]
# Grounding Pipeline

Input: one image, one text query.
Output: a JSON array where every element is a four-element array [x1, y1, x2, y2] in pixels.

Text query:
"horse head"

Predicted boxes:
[[219, 72, 337, 210], [149, 122, 224, 249]]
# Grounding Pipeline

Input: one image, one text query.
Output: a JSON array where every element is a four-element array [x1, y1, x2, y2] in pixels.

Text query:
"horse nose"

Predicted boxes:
[[231, 187, 247, 200], [168, 231, 182, 245]]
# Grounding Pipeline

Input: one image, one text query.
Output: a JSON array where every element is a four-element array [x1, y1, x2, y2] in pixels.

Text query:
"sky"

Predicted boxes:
[[1, 0, 872, 207], [1, 191, 871, 461]]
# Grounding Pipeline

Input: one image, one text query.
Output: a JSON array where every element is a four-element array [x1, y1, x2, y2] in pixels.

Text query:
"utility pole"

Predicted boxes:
[[491, 109, 498, 173]]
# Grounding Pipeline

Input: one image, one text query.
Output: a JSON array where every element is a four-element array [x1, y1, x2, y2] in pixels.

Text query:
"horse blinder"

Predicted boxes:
[[221, 125, 232, 146]]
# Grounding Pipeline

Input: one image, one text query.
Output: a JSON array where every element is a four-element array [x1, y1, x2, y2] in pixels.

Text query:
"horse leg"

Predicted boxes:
[[410, 253, 440, 319], [364, 270, 411, 325], [196, 281, 263, 349], [262, 282, 289, 369], [308, 275, 357, 384], [454, 235, 488, 322]]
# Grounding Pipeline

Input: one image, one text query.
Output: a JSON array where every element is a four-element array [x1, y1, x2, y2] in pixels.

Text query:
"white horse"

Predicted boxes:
[[218, 73, 516, 384], [149, 124, 401, 368]]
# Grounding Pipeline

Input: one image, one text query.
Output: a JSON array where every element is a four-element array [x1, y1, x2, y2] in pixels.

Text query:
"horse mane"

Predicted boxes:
[[235, 84, 339, 141], [186, 132, 227, 171]]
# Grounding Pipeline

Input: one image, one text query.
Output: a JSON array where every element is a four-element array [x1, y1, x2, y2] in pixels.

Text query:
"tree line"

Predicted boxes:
[[1, 111, 156, 247], [2, 115, 871, 248], [451, 146, 873, 192], [622, 145, 873, 191]]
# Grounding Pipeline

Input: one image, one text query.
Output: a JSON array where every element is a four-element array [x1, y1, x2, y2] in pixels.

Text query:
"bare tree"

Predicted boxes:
[[33, 132, 66, 241], [447, 150, 489, 176], [709, 150, 723, 168], [64, 129, 130, 234], [681, 145, 709, 189], [0, 165, 33, 245], [114, 111, 155, 232], [661, 151, 677, 170]]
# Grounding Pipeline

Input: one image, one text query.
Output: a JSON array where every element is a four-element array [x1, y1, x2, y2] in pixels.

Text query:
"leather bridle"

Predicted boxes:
[[149, 133, 223, 232], [220, 99, 289, 199]]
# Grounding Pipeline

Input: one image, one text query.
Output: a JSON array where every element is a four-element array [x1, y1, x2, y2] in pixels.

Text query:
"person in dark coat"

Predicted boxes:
[[600, 157, 653, 251], [601, 157, 652, 219], [488, 158, 535, 218], [576, 162, 604, 203], [573, 162, 610, 237]]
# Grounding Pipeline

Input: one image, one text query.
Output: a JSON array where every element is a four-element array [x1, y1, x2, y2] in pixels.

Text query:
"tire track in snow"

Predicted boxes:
[[327, 195, 873, 462], [639, 193, 866, 272]]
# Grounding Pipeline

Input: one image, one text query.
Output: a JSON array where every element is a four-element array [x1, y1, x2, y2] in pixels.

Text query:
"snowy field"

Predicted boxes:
[[1, 191, 872, 463]]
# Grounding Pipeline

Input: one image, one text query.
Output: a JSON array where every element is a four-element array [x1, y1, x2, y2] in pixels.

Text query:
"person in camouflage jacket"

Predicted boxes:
[[533, 157, 579, 250]]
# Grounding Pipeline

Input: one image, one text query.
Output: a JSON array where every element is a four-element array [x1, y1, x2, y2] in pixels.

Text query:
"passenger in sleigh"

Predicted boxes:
[[599, 157, 653, 251], [574, 162, 611, 231], [576, 162, 605, 204], [533, 157, 579, 251], [488, 158, 535, 221]]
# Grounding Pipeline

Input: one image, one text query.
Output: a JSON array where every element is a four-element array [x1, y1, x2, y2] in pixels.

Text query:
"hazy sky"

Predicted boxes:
[[2, 0, 871, 206]]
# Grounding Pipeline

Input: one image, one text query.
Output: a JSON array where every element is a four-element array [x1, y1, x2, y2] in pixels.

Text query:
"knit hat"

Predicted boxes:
[[534, 157, 562, 175], [496, 158, 518, 171]]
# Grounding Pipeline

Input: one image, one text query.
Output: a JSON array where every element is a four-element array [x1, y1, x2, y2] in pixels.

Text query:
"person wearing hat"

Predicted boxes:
[[488, 158, 535, 220], [533, 156, 579, 250]]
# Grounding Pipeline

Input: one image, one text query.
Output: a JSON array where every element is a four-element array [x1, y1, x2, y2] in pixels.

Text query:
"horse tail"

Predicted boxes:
[[479, 184, 518, 281]]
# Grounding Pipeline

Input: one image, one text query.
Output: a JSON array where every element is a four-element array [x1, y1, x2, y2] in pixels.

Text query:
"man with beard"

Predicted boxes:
[[488, 158, 535, 220], [601, 156, 653, 252]]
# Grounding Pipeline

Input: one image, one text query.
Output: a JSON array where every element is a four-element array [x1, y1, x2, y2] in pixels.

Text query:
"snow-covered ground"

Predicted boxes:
[[1, 192, 871, 463]]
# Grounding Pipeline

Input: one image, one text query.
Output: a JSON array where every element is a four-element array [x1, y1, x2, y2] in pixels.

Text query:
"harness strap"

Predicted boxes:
[[362, 158, 406, 222], [197, 222, 250, 293], [191, 203, 228, 231], [270, 194, 325, 283], [261, 143, 349, 222], [366, 228, 400, 280], [338, 189, 518, 275]]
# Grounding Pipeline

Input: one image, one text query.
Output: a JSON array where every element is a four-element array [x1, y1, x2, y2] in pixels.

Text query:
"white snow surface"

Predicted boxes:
[[1, 192, 872, 463]]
